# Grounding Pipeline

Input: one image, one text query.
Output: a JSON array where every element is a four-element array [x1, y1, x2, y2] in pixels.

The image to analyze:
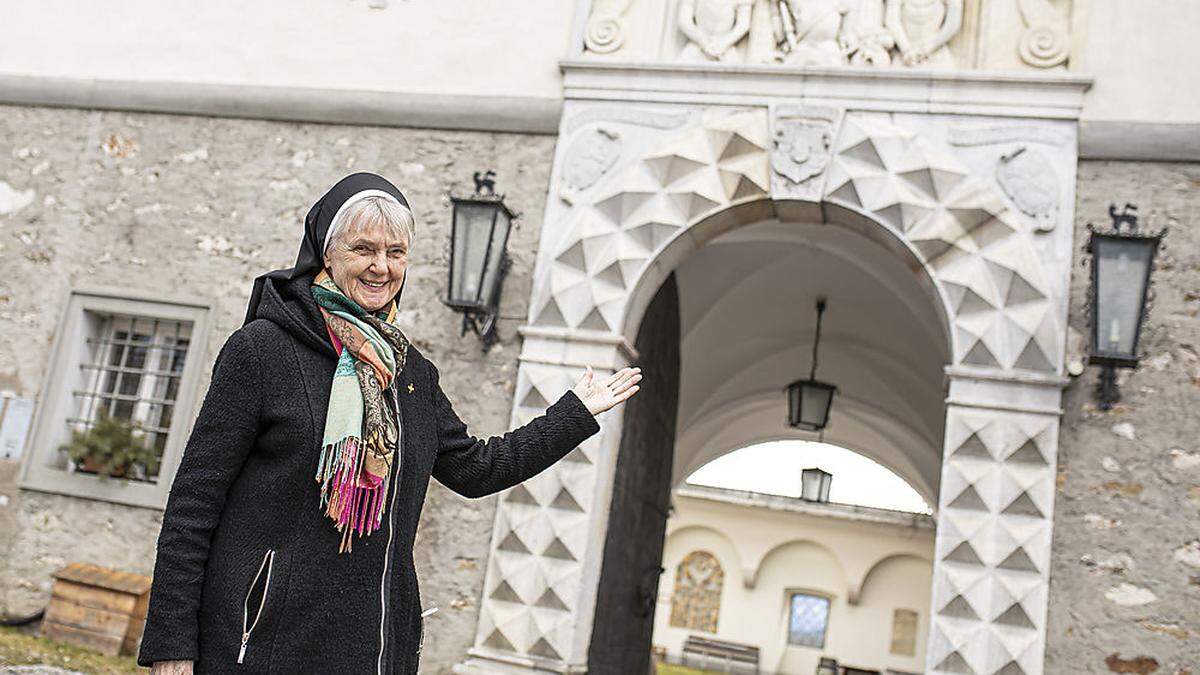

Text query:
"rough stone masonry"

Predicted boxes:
[[1047, 161, 1200, 674], [0, 105, 1198, 673], [0, 104, 557, 672]]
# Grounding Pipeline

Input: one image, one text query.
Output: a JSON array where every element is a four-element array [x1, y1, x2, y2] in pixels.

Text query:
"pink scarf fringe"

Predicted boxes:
[[315, 437, 388, 554]]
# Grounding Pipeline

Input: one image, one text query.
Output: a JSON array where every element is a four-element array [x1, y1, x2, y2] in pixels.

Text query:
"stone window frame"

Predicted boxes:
[[784, 589, 832, 650], [17, 287, 212, 510]]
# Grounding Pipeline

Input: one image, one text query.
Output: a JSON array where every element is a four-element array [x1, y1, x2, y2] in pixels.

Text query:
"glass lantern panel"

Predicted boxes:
[[479, 208, 512, 307], [801, 470, 818, 500], [450, 202, 498, 306], [801, 468, 832, 502], [1094, 236, 1154, 358], [800, 385, 833, 428]]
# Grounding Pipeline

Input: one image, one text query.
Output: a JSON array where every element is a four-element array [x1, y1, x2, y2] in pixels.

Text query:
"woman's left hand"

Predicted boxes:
[[572, 366, 641, 416]]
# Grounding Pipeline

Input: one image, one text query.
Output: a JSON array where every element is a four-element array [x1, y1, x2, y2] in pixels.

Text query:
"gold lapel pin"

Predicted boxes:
[[407, 382, 415, 394]]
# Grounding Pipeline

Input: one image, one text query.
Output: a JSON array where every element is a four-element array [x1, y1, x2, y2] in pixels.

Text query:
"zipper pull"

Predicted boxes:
[[238, 632, 249, 664]]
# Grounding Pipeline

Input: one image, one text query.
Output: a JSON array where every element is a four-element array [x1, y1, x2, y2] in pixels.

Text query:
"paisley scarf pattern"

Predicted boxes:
[[310, 269, 411, 553]]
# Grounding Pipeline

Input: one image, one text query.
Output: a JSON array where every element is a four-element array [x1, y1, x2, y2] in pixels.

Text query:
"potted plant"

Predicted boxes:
[[62, 414, 160, 480]]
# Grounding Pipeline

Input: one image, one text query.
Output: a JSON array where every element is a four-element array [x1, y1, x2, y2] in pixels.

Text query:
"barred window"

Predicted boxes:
[[17, 289, 210, 509], [67, 314, 193, 481], [669, 551, 723, 633], [787, 592, 831, 648]]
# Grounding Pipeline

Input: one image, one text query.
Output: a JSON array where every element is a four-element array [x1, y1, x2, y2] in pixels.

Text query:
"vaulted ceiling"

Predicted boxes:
[[667, 217, 951, 502]]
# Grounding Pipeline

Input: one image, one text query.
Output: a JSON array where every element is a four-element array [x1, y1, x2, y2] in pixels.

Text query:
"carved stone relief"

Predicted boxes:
[[842, 0, 896, 66], [669, 0, 967, 67], [539, 106, 1064, 371], [823, 112, 1060, 371], [773, 0, 852, 66], [560, 126, 623, 205], [1017, 0, 1071, 68], [564, 108, 692, 135], [884, 0, 963, 67], [592, 0, 1073, 71], [471, 362, 605, 659], [532, 108, 770, 333], [770, 105, 841, 199], [677, 0, 755, 62], [584, 0, 636, 54], [927, 405, 1059, 675], [996, 146, 1059, 232], [948, 124, 1072, 148]]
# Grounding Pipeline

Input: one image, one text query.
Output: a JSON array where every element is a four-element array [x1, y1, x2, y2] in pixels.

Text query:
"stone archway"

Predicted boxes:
[[457, 103, 1073, 675]]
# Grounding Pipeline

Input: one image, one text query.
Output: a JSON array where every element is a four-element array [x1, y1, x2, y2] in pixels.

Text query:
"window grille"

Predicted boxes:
[[787, 592, 830, 648], [18, 289, 210, 509], [65, 313, 193, 482]]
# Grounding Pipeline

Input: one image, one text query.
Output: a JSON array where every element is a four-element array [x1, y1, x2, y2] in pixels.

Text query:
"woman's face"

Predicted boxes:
[[323, 218, 410, 312]]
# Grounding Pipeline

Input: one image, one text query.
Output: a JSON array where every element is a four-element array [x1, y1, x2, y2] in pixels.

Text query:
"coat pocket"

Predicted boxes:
[[237, 548, 276, 665]]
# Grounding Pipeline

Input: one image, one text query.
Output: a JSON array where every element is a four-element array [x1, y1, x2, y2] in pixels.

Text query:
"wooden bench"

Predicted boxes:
[[681, 635, 760, 674], [41, 562, 152, 656]]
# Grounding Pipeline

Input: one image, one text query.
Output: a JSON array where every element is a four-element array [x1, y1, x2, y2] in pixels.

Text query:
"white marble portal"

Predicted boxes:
[[456, 20, 1087, 672]]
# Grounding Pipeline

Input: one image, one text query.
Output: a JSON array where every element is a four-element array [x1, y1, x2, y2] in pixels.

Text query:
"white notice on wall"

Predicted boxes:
[[0, 396, 35, 460]]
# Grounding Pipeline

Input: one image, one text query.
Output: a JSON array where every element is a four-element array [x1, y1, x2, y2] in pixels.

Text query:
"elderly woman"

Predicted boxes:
[[136, 172, 641, 674]]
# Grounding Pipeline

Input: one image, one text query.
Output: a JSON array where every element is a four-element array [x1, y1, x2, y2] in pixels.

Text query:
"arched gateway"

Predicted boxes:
[[457, 86, 1081, 674]]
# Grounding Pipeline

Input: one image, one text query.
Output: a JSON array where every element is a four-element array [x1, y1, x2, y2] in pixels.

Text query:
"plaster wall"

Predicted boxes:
[[0, 104, 556, 673], [2, 1, 1200, 130], [1045, 160, 1200, 674], [0, 0, 573, 102], [653, 491, 934, 675], [1074, 0, 1200, 126]]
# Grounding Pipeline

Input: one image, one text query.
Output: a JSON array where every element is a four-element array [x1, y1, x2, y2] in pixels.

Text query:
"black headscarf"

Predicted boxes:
[[243, 172, 412, 326]]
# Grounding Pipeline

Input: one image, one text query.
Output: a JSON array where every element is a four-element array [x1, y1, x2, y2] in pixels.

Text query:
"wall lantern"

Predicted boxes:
[[1085, 203, 1167, 410], [786, 298, 837, 432], [801, 467, 832, 503], [446, 170, 518, 351]]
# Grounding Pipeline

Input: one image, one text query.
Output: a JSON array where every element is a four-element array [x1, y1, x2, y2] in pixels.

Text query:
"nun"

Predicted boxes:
[[137, 172, 641, 674]]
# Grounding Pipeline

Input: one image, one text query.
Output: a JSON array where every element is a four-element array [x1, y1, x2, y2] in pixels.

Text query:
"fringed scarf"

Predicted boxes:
[[310, 269, 411, 553]]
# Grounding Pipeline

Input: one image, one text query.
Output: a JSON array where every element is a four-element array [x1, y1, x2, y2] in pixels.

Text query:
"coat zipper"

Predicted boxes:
[[377, 383, 402, 675], [237, 548, 275, 664]]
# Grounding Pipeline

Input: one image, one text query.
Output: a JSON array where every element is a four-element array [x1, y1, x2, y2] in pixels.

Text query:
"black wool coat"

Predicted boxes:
[[136, 272, 601, 674]]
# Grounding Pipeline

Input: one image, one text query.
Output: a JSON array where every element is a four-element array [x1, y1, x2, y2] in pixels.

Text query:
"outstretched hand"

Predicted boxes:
[[572, 366, 642, 416]]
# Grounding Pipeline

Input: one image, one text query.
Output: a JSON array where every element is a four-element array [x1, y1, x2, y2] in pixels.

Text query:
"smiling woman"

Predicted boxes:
[[323, 195, 415, 312], [138, 172, 641, 675]]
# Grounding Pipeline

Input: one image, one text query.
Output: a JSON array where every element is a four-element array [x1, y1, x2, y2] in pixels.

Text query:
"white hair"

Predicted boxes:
[[324, 194, 416, 254]]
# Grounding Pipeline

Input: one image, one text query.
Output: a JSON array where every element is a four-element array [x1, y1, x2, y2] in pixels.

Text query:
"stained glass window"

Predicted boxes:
[[787, 592, 830, 648], [669, 551, 723, 633]]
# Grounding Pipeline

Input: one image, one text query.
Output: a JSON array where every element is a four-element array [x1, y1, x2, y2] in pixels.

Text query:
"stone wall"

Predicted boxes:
[[3, 104, 1199, 674], [0, 104, 557, 672], [1047, 160, 1200, 674]]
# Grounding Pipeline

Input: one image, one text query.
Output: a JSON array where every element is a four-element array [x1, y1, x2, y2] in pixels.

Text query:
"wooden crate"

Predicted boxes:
[[40, 562, 151, 657]]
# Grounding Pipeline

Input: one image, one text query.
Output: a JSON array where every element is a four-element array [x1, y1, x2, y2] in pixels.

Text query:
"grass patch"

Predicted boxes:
[[0, 624, 142, 674], [655, 663, 722, 675]]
